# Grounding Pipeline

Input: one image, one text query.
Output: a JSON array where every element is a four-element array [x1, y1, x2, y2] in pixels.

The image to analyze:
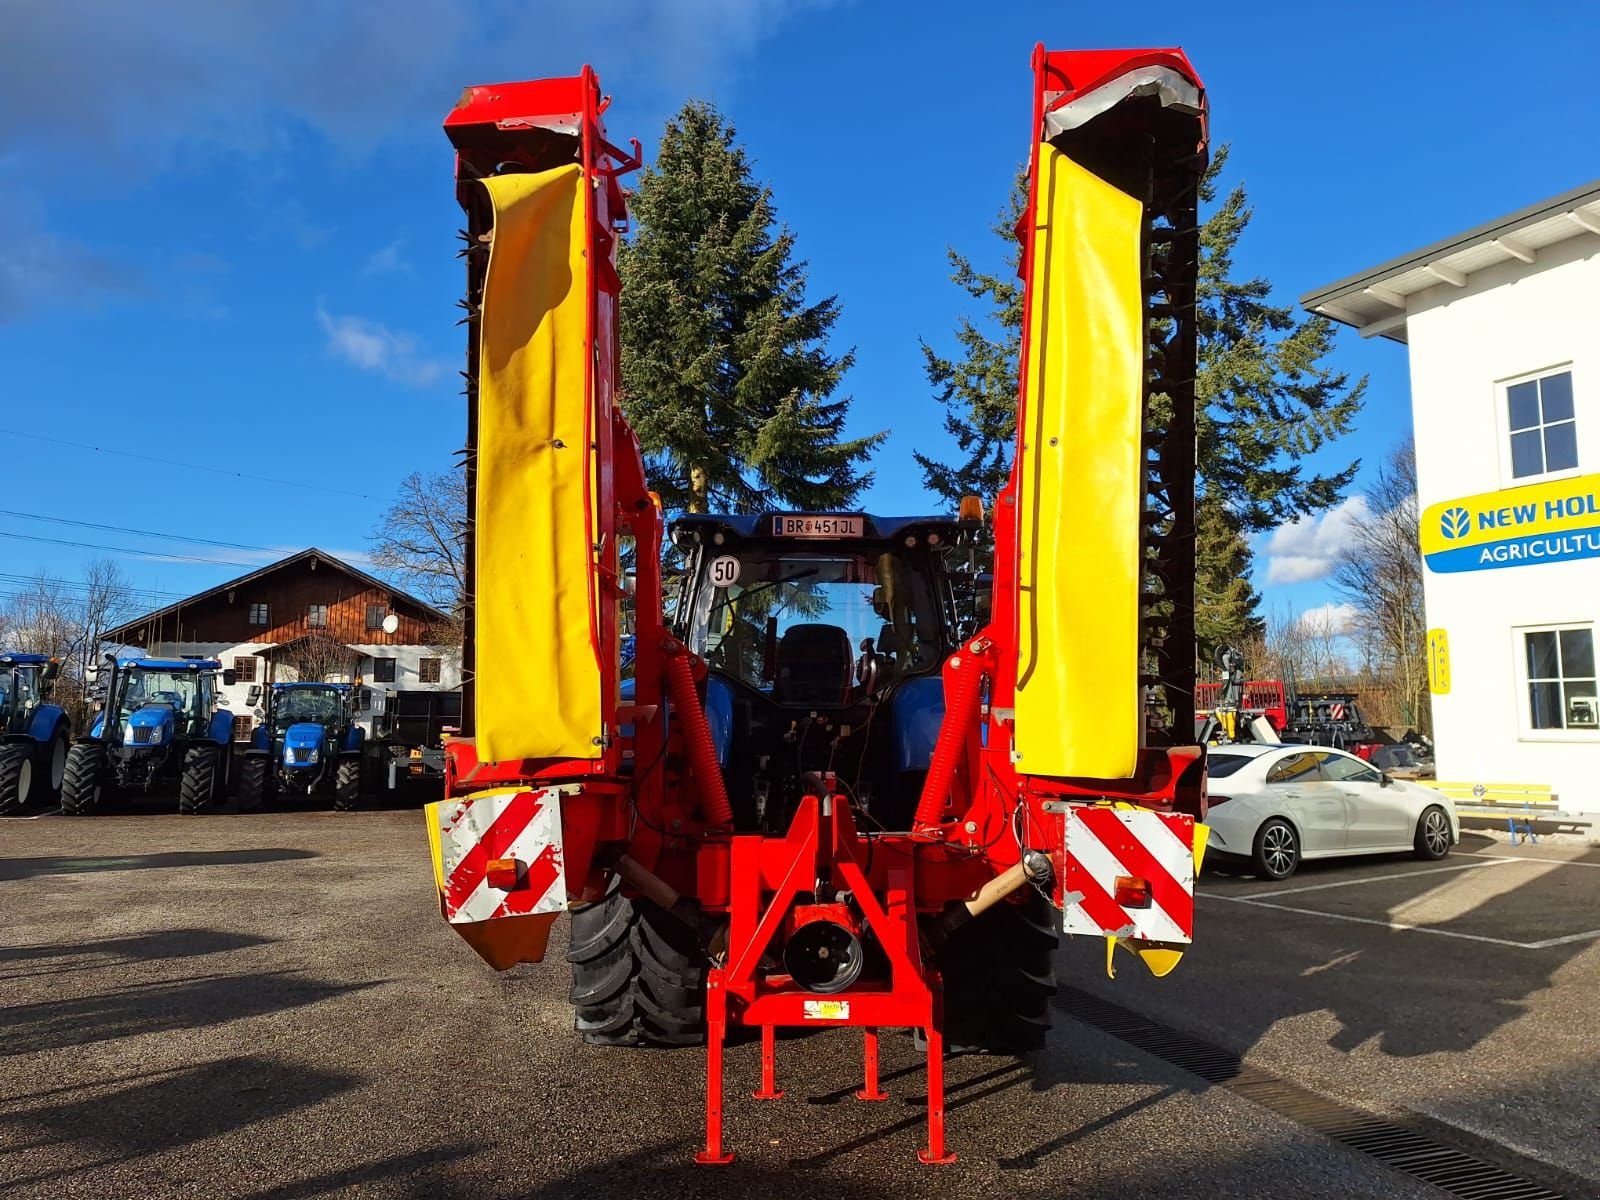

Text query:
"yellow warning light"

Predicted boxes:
[[647, 491, 663, 510], [958, 494, 985, 523]]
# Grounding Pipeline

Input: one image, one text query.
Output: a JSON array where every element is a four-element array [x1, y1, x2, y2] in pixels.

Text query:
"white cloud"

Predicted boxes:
[[362, 241, 410, 276], [316, 307, 445, 387], [1263, 496, 1371, 585], [1296, 601, 1360, 636]]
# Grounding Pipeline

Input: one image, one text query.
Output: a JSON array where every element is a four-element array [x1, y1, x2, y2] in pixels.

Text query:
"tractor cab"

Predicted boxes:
[[669, 511, 983, 831], [0, 653, 60, 735], [0, 652, 70, 812]]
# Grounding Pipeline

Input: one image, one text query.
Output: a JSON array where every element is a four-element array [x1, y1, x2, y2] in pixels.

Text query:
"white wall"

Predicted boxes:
[[1406, 237, 1600, 808]]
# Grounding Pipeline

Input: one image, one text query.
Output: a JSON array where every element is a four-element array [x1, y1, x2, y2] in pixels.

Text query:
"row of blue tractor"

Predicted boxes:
[[237, 681, 366, 811], [0, 653, 72, 814]]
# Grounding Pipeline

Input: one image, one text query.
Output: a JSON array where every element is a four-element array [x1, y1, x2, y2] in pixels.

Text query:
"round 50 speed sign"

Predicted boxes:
[[709, 555, 741, 588]]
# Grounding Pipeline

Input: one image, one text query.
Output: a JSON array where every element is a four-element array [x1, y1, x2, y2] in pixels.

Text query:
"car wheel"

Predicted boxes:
[[1252, 818, 1300, 881], [1414, 805, 1451, 861]]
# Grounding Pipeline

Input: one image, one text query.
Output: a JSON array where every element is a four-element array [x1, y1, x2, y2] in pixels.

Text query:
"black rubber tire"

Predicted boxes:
[[334, 756, 361, 811], [60, 742, 106, 816], [936, 889, 1059, 1053], [0, 743, 27, 815], [567, 889, 706, 1047], [1252, 817, 1300, 880], [41, 727, 69, 805], [237, 754, 269, 812], [1414, 804, 1452, 861], [179, 745, 220, 815]]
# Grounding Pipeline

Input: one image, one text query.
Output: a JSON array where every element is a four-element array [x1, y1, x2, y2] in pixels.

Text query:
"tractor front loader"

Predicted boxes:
[[425, 46, 1211, 1165], [237, 682, 365, 811], [62, 656, 236, 815]]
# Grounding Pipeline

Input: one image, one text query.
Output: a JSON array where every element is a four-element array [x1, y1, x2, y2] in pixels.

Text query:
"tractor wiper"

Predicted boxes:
[[709, 568, 819, 617]]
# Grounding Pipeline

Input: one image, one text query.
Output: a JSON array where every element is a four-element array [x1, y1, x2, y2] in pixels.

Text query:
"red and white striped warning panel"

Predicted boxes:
[[430, 787, 567, 925], [1060, 806, 1196, 944]]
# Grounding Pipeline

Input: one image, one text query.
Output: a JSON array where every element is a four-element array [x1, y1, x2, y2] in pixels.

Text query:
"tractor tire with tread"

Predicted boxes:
[[0, 743, 28, 815], [237, 754, 269, 812], [334, 756, 361, 811], [41, 727, 69, 805], [60, 742, 107, 816], [935, 889, 1059, 1054], [567, 889, 706, 1047], [179, 745, 221, 815]]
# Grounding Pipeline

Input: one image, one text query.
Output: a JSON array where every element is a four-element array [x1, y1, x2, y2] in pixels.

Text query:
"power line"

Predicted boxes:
[[0, 529, 257, 568], [0, 428, 375, 500], [0, 572, 186, 601], [0, 509, 278, 553]]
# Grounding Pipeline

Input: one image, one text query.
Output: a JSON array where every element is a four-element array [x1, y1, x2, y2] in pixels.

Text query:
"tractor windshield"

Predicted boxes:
[[117, 671, 199, 722], [273, 688, 342, 731], [688, 550, 944, 696]]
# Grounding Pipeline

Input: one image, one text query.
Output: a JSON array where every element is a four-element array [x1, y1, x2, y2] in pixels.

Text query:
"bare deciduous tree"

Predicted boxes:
[[369, 470, 467, 611], [1333, 440, 1430, 733]]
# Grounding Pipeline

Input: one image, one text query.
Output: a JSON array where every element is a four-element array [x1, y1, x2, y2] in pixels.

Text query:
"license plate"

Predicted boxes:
[[775, 515, 863, 539]]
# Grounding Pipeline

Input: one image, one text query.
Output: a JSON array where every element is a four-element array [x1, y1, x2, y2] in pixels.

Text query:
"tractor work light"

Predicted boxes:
[[485, 857, 523, 890], [1113, 875, 1152, 909]]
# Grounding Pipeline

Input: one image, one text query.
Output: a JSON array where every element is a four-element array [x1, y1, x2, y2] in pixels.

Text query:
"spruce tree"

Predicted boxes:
[[1194, 492, 1265, 661], [619, 101, 883, 514], [916, 147, 1364, 533]]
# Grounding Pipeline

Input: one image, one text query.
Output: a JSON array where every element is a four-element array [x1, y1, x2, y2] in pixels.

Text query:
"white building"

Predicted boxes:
[[1304, 181, 1600, 809], [102, 548, 461, 741]]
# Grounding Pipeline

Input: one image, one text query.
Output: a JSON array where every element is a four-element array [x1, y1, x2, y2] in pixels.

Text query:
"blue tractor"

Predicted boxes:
[[236, 682, 365, 811], [61, 656, 236, 815], [0, 652, 71, 814]]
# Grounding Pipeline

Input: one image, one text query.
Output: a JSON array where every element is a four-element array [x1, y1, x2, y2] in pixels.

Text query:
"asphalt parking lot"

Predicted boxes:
[[2, 809, 1597, 1199]]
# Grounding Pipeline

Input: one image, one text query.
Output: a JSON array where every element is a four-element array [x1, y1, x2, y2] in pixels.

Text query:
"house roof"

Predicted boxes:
[[102, 548, 448, 643], [1300, 179, 1600, 343]]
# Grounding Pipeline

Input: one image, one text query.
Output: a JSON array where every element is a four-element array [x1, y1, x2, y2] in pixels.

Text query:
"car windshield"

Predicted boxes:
[[274, 688, 342, 730], [118, 670, 198, 720], [689, 550, 943, 694], [1207, 752, 1257, 779]]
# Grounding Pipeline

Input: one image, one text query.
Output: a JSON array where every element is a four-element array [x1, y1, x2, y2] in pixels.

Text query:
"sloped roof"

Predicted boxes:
[[103, 548, 447, 642], [1301, 179, 1600, 343]]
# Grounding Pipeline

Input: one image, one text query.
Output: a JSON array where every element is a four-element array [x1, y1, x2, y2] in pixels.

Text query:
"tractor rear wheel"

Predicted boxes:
[[42, 727, 69, 804], [237, 755, 269, 812], [0, 743, 27, 815], [935, 889, 1059, 1053], [60, 742, 107, 816], [568, 889, 706, 1047], [334, 757, 361, 811], [179, 746, 220, 815]]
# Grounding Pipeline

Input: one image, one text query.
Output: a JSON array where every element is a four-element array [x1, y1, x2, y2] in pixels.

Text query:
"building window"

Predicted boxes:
[[307, 604, 329, 628], [1507, 370, 1577, 480], [373, 657, 397, 683], [366, 603, 386, 631], [232, 715, 254, 742], [419, 657, 442, 684], [232, 656, 257, 683], [1524, 626, 1597, 730], [248, 603, 270, 627]]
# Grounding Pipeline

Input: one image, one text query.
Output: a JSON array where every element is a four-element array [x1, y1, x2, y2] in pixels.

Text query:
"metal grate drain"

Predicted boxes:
[[1055, 987, 1573, 1200]]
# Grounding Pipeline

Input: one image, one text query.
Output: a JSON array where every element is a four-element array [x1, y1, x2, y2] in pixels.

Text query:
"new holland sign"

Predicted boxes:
[[1421, 473, 1600, 573]]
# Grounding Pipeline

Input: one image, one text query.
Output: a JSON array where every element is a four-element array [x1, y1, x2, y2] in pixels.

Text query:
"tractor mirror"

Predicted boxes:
[[41, 658, 62, 683], [246, 685, 262, 706], [222, 669, 238, 686]]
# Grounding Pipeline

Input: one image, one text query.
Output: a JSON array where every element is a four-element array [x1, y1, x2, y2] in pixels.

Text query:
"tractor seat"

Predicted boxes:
[[773, 624, 854, 707]]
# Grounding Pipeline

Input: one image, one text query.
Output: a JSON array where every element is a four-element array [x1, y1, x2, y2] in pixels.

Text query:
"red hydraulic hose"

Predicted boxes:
[[913, 646, 988, 830], [662, 639, 735, 830]]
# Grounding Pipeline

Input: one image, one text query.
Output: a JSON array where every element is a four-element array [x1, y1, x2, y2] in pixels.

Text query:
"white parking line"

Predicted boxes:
[[1523, 928, 1600, 949], [1479, 853, 1600, 869], [1230, 859, 1516, 901], [1202, 894, 1538, 948]]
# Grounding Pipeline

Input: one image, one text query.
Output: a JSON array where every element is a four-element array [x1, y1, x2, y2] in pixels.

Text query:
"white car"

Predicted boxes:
[[1204, 744, 1459, 880]]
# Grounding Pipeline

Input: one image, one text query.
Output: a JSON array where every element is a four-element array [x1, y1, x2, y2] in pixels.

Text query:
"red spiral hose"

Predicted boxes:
[[662, 641, 734, 830], [914, 650, 986, 829]]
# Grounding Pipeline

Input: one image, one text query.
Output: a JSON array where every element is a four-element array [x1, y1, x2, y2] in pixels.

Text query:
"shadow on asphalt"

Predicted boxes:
[[0, 970, 378, 1057], [0, 848, 318, 882], [0, 1055, 360, 1192], [0, 928, 276, 979]]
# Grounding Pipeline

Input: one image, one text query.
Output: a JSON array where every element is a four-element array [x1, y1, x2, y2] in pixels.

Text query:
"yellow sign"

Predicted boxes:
[[1426, 628, 1450, 695], [1419, 473, 1600, 573]]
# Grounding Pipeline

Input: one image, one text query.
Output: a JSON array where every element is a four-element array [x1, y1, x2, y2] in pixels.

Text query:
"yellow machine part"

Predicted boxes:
[[424, 795, 558, 969], [1013, 145, 1144, 781], [1104, 824, 1210, 979], [473, 165, 603, 763]]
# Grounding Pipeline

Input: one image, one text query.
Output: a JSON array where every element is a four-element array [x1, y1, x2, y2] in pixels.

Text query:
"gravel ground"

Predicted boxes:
[[1, 809, 1591, 1198]]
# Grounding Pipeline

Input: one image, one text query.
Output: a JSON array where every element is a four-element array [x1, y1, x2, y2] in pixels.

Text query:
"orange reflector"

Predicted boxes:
[[1113, 875, 1151, 908], [486, 857, 522, 890], [958, 494, 985, 523]]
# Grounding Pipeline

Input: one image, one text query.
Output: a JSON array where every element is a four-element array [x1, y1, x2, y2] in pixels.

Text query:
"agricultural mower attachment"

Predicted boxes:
[[426, 46, 1210, 1167]]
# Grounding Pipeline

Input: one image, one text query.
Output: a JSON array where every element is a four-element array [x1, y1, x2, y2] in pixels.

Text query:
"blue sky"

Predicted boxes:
[[2, 0, 1595, 630]]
